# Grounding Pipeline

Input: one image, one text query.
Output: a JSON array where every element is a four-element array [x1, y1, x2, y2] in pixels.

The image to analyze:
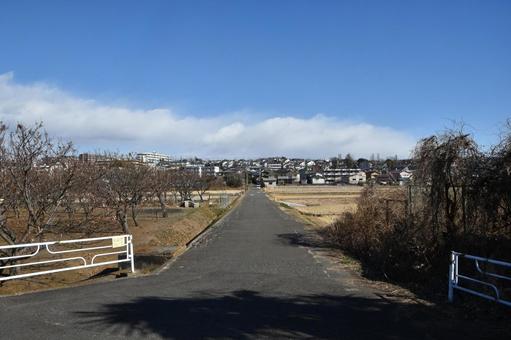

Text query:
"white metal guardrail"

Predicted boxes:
[[0, 235, 134, 282], [448, 251, 511, 307]]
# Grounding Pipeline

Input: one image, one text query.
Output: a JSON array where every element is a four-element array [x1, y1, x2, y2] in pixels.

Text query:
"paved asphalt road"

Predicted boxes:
[[0, 189, 489, 339]]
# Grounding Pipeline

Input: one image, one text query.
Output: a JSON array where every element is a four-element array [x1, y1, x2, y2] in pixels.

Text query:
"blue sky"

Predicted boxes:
[[0, 0, 510, 158]]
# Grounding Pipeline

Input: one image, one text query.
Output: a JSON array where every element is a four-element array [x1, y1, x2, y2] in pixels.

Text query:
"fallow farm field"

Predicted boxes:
[[264, 185, 363, 226]]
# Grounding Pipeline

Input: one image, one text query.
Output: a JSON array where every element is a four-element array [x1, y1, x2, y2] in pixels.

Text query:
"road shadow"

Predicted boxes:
[[276, 232, 511, 338], [276, 232, 332, 249], [74, 289, 507, 339]]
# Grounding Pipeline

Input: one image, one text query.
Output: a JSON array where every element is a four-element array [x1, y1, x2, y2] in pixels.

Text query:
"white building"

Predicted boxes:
[[136, 152, 172, 166], [263, 176, 277, 187], [324, 168, 361, 184], [400, 169, 413, 180], [311, 173, 326, 185], [265, 162, 282, 170], [348, 171, 366, 185]]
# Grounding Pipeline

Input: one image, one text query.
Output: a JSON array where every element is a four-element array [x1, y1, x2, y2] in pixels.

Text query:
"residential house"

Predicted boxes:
[[311, 173, 325, 185]]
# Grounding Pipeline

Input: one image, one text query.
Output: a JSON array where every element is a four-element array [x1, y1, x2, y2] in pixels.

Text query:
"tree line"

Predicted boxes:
[[0, 122, 219, 267]]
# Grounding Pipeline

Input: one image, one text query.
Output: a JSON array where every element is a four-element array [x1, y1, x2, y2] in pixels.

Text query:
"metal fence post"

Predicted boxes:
[[129, 236, 135, 273], [448, 251, 455, 302]]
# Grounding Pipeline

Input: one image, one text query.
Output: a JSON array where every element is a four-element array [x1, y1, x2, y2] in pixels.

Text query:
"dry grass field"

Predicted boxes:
[[265, 185, 363, 226]]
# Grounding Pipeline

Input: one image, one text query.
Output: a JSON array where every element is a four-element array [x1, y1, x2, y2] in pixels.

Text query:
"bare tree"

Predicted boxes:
[[413, 129, 480, 239], [194, 175, 213, 201], [173, 170, 196, 202], [0, 123, 77, 272], [101, 158, 150, 233], [60, 159, 109, 234], [148, 168, 175, 217], [0, 123, 12, 246]]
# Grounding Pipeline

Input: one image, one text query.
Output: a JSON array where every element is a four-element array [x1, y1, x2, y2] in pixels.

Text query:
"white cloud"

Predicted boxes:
[[0, 72, 416, 159]]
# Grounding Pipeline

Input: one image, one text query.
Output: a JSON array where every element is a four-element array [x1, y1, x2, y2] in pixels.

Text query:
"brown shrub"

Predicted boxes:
[[327, 124, 511, 289]]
